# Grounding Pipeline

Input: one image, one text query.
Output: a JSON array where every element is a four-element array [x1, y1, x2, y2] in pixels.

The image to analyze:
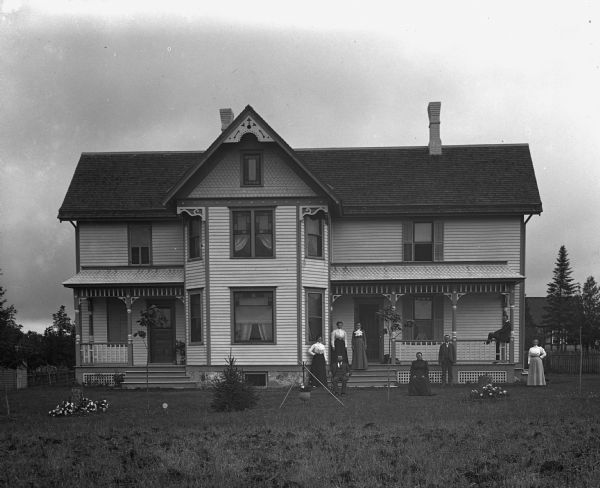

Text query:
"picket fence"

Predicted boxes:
[[545, 352, 600, 374]]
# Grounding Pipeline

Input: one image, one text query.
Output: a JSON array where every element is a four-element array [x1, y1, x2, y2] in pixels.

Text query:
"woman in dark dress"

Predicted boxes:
[[351, 322, 368, 370], [307, 336, 328, 387], [408, 352, 432, 396]]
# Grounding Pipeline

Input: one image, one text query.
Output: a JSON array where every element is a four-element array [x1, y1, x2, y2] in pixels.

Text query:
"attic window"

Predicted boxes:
[[241, 153, 262, 186]]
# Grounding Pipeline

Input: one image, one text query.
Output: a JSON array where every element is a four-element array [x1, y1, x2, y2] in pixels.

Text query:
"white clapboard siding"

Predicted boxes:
[[152, 221, 184, 265], [186, 261, 206, 289], [189, 145, 317, 199], [332, 218, 402, 262], [447, 294, 504, 340], [208, 206, 298, 366], [443, 217, 521, 269], [92, 298, 108, 342], [79, 223, 128, 266], [80, 299, 91, 342]]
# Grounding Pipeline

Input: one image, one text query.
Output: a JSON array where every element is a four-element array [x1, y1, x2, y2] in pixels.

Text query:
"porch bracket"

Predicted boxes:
[[330, 294, 342, 311], [177, 206, 204, 219], [300, 206, 328, 220]]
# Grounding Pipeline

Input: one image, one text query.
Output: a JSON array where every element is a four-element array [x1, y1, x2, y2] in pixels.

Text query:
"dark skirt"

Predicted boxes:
[[309, 354, 328, 387], [331, 338, 348, 369], [408, 375, 432, 396]]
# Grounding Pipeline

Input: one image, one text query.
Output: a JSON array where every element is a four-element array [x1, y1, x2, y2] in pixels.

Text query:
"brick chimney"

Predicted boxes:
[[219, 108, 235, 131], [427, 102, 442, 156]]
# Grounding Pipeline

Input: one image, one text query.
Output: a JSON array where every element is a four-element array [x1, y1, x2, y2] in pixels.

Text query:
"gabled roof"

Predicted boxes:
[[296, 144, 542, 215], [160, 105, 341, 208], [58, 107, 543, 220], [58, 152, 200, 220]]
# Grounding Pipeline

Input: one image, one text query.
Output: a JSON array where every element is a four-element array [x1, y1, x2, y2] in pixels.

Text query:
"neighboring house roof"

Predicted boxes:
[[63, 268, 184, 287], [58, 108, 542, 220], [330, 262, 524, 282]]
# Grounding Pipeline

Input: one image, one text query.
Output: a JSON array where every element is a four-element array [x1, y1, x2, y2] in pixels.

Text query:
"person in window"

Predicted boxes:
[[351, 322, 368, 370], [307, 336, 328, 388], [331, 355, 351, 395], [527, 339, 547, 386], [330, 321, 348, 370], [408, 352, 432, 396]]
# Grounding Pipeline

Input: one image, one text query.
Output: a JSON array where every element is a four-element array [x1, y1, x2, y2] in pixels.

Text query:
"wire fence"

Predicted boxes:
[[27, 369, 76, 387]]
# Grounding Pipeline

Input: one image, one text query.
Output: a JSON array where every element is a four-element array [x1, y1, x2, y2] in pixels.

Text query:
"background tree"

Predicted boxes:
[[543, 245, 577, 351], [0, 285, 25, 368], [577, 276, 600, 350], [43, 305, 75, 367]]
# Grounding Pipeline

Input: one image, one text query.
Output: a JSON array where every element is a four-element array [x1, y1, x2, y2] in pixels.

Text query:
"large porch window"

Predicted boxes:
[[233, 290, 275, 343], [413, 297, 433, 340]]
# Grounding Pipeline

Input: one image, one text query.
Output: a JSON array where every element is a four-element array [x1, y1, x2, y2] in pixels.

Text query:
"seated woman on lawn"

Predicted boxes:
[[408, 352, 432, 396]]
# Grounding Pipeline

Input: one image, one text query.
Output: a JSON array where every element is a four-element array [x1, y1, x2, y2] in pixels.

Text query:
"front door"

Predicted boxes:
[[357, 302, 383, 362], [149, 303, 175, 363]]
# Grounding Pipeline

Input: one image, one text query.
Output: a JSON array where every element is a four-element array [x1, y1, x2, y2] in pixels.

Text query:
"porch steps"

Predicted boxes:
[[349, 366, 399, 388], [122, 366, 197, 389]]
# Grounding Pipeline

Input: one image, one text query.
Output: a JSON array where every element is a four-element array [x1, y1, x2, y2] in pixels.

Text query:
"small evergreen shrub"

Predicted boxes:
[[211, 355, 258, 412]]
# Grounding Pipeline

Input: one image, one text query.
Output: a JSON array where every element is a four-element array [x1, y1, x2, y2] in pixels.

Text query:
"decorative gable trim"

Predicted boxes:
[[224, 115, 273, 143], [177, 207, 204, 219], [300, 206, 328, 220]]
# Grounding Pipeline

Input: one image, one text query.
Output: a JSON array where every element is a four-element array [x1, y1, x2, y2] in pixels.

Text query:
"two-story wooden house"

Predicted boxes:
[[58, 103, 542, 387]]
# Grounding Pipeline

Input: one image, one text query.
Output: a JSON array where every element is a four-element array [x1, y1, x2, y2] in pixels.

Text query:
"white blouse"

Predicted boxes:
[[331, 329, 347, 345], [308, 342, 326, 355], [528, 345, 547, 364]]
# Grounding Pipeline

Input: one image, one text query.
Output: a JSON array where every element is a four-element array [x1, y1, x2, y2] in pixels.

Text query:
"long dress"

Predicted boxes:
[[351, 330, 368, 370], [527, 345, 547, 386], [308, 342, 328, 387], [408, 359, 432, 396]]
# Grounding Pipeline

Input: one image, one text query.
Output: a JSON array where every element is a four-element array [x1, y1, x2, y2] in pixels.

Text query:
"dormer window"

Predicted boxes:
[[241, 153, 262, 186]]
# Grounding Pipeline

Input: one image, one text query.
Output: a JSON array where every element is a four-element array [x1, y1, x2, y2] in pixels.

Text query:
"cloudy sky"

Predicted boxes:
[[1, 1, 599, 333]]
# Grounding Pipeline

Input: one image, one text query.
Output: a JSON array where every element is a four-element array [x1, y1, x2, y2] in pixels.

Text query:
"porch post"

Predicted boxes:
[[126, 295, 133, 366], [74, 295, 81, 368], [87, 298, 94, 344], [444, 289, 465, 379]]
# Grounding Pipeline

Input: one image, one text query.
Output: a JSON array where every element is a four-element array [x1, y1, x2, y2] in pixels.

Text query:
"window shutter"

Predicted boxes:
[[434, 221, 444, 262], [402, 296, 414, 340], [433, 295, 445, 341], [402, 221, 413, 262]]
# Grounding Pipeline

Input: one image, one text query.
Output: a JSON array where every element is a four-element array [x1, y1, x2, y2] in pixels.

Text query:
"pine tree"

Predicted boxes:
[[211, 354, 257, 412], [44, 305, 75, 367], [0, 285, 24, 368], [543, 246, 577, 350]]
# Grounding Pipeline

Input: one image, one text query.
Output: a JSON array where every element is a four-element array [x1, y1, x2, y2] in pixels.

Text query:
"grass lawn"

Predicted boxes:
[[1, 375, 600, 487]]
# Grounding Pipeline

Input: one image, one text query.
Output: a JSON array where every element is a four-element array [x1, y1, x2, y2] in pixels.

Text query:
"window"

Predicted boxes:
[[305, 215, 324, 258], [403, 221, 443, 262], [232, 209, 274, 258], [413, 297, 433, 340], [188, 217, 202, 259], [244, 372, 268, 387], [233, 290, 274, 343], [189, 291, 202, 343], [129, 223, 151, 265], [241, 153, 262, 186], [107, 298, 127, 343], [306, 290, 324, 343]]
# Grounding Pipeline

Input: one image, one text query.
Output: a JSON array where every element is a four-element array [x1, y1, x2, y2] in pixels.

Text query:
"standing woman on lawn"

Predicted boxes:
[[527, 339, 547, 386], [351, 322, 368, 370], [330, 321, 349, 368], [307, 336, 328, 388]]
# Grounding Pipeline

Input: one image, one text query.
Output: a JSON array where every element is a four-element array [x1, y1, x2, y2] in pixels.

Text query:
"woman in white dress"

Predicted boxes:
[[527, 339, 547, 386], [330, 321, 348, 368], [308, 336, 328, 387]]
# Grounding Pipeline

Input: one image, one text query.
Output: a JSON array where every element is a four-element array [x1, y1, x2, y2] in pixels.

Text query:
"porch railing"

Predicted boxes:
[[394, 340, 509, 363], [81, 343, 128, 365]]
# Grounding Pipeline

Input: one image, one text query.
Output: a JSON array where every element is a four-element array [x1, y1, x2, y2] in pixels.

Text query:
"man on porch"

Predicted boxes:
[[438, 334, 456, 385]]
